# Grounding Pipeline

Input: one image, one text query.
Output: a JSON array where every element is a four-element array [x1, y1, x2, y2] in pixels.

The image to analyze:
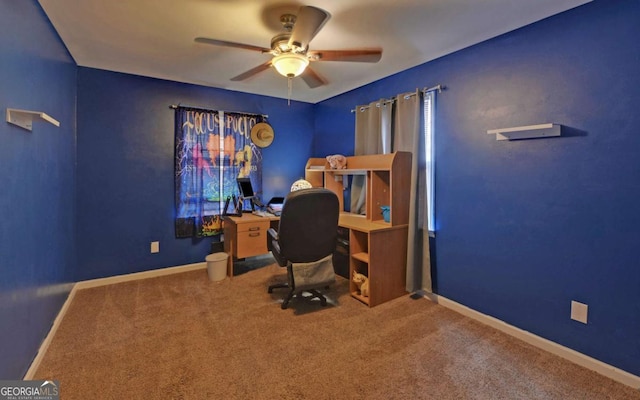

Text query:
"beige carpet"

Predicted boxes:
[[34, 264, 640, 399]]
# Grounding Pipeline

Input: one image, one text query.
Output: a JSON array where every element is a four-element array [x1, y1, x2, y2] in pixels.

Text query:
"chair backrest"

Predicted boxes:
[[277, 188, 339, 264]]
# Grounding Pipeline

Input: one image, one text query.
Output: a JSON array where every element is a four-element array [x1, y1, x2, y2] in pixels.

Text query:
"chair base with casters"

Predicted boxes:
[[266, 188, 340, 310], [267, 278, 292, 309], [268, 264, 332, 310]]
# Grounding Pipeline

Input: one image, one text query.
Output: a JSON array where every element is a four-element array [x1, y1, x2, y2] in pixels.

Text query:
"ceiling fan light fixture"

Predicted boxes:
[[272, 53, 309, 78]]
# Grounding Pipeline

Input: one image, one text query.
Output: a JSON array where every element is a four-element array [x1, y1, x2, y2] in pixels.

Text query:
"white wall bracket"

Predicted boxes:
[[488, 123, 560, 141], [6, 108, 60, 131]]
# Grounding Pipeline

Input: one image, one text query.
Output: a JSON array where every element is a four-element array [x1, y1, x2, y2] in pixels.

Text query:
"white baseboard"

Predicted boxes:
[[23, 285, 78, 380], [24, 262, 207, 379], [422, 292, 640, 389], [75, 262, 207, 290]]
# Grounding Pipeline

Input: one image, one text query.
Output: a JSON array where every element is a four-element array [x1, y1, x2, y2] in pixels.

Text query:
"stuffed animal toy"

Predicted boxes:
[[326, 154, 347, 169], [352, 271, 370, 297]]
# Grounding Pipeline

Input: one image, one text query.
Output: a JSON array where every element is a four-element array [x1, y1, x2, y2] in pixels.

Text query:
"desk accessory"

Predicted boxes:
[[222, 195, 242, 217], [381, 206, 390, 223]]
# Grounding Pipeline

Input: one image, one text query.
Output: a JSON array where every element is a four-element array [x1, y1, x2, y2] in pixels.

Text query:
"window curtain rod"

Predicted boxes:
[[423, 84, 444, 94], [350, 83, 444, 113], [169, 104, 268, 119], [401, 84, 444, 98], [350, 98, 395, 113]]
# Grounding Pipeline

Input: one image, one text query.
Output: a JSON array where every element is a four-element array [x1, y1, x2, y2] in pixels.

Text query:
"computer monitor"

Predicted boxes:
[[236, 177, 254, 199]]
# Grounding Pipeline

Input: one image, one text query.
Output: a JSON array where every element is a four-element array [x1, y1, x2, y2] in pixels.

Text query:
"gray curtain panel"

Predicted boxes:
[[394, 90, 432, 293], [353, 91, 433, 293]]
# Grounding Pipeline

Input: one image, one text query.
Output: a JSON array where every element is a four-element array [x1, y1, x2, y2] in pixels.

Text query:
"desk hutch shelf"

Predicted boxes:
[[305, 152, 411, 307]]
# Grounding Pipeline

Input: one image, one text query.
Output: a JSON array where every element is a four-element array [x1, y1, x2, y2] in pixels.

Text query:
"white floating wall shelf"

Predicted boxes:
[[487, 123, 560, 141], [6, 108, 60, 131]]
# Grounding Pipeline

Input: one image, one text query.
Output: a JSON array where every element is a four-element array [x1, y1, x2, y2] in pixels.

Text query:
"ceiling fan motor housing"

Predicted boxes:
[[273, 14, 308, 54], [271, 33, 292, 53]]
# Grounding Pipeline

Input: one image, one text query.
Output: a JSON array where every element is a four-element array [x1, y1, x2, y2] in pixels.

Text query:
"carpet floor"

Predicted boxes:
[[34, 264, 640, 399]]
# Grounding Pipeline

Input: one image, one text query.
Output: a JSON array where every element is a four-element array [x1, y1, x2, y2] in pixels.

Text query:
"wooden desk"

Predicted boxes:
[[306, 153, 412, 307], [223, 213, 279, 278], [223, 212, 407, 307]]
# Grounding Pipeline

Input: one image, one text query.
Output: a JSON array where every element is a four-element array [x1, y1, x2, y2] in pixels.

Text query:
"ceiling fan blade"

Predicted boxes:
[[308, 49, 383, 63], [195, 37, 270, 53], [300, 66, 326, 88], [288, 6, 330, 50], [230, 61, 273, 81]]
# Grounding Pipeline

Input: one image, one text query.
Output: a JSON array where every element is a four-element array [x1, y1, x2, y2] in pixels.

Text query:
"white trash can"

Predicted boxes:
[[206, 252, 229, 282]]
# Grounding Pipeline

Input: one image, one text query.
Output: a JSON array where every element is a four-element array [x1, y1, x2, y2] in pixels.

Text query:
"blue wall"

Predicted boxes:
[[0, 1, 76, 378], [75, 68, 315, 281], [315, 0, 640, 376]]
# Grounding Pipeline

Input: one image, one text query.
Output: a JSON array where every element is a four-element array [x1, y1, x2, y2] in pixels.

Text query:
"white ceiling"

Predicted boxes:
[[38, 0, 591, 104]]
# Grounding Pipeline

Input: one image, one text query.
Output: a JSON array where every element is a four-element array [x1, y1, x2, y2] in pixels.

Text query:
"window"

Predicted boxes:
[[423, 90, 435, 233]]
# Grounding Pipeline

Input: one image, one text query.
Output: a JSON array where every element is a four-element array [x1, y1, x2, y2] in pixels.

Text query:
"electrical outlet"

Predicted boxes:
[[150, 241, 160, 254], [571, 300, 588, 324]]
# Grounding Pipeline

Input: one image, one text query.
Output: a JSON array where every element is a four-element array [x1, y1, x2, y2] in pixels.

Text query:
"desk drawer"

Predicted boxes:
[[236, 220, 270, 233], [236, 230, 268, 258]]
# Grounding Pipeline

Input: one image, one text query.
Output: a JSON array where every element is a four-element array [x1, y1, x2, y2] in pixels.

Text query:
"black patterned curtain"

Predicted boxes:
[[174, 107, 266, 237]]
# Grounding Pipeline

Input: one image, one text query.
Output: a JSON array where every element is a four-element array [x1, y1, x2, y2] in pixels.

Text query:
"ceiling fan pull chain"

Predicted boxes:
[[287, 76, 293, 106]]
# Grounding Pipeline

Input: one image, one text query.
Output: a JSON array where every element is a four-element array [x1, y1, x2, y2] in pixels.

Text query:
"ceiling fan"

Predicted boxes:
[[195, 5, 382, 88]]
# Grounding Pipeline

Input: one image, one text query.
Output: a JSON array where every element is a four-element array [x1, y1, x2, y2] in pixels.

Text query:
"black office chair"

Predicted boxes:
[[267, 188, 339, 309]]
